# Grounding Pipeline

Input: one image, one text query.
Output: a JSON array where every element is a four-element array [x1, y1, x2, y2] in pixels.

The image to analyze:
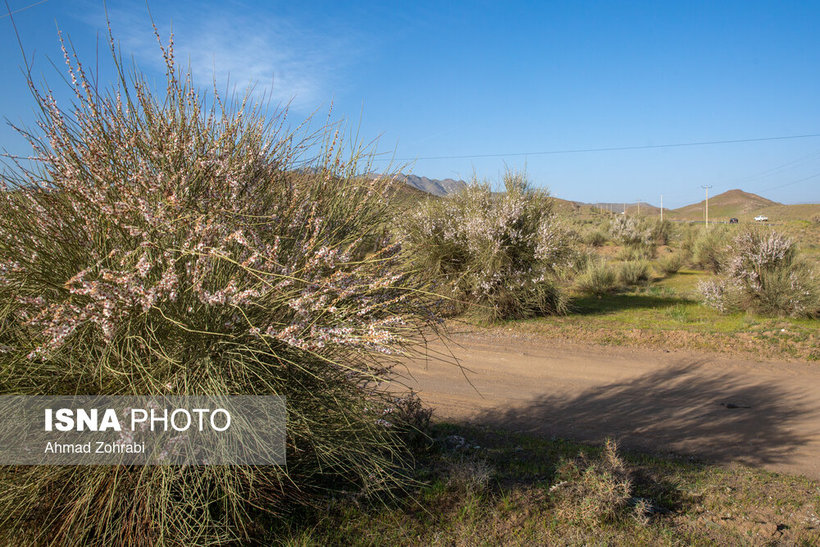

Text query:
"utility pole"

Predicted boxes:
[[623, 203, 626, 215], [701, 185, 713, 226], [636, 199, 642, 216], [660, 194, 663, 222]]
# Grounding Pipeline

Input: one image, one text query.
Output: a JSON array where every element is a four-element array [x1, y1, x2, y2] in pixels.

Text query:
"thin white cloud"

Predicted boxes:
[[83, 2, 354, 112]]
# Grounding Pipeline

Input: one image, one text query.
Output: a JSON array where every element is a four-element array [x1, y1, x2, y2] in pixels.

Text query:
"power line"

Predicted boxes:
[[374, 132, 820, 162], [726, 148, 820, 186], [759, 170, 820, 192], [1, 0, 49, 19]]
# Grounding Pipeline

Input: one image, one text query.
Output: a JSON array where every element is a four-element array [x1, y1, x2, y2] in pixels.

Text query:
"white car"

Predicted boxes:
[[754, 215, 768, 222]]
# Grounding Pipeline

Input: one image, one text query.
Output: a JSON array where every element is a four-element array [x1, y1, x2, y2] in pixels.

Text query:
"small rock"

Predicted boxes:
[[444, 435, 466, 449], [756, 522, 778, 536]]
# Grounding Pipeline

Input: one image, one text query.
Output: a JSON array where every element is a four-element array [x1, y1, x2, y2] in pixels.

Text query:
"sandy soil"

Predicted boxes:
[[398, 330, 820, 479]]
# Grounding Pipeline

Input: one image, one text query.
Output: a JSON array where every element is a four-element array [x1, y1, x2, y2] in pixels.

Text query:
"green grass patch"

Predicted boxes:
[[491, 270, 819, 360], [262, 423, 820, 545], [655, 269, 710, 295]]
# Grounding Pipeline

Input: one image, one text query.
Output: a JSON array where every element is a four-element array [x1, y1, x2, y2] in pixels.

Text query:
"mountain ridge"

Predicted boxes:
[[670, 189, 781, 219], [395, 174, 468, 196], [392, 175, 816, 219]]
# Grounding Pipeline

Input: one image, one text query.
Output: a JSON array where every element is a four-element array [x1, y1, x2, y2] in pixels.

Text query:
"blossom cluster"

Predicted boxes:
[[400, 172, 574, 319], [0, 23, 439, 546], [698, 229, 818, 317], [0, 35, 428, 380], [697, 278, 732, 314], [609, 215, 654, 247]]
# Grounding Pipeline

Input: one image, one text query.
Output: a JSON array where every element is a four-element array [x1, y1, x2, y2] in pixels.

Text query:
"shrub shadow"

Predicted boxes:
[[568, 294, 692, 316], [470, 360, 816, 468]]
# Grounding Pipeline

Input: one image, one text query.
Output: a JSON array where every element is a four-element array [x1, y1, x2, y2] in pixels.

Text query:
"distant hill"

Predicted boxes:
[[387, 182, 431, 208], [397, 174, 467, 196], [384, 176, 818, 222], [669, 189, 780, 220], [365, 173, 466, 197], [551, 197, 585, 213]]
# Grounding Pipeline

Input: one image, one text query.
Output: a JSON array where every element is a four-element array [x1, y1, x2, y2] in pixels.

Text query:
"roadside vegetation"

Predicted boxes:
[[399, 172, 575, 321], [479, 211, 818, 360], [1, 19, 818, 547], [0, 28, 440, 545], [265, 423, 820, 545], [699, 228, 819, 317], [411, 183, 818, 358]]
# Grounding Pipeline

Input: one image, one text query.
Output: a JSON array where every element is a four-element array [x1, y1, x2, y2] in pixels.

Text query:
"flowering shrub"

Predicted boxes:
[[609, 216, 653, 247], [0, 29, 437, 545], [399, 172, 574, 321], [698, 278, 732, 313], [609, 215, 661, 260], [698, 229, 819, 317]]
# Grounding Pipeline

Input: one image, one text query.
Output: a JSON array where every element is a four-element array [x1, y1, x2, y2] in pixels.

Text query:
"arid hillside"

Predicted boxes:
[[395, 177, 818, 222], [668, 189, 779, 220]]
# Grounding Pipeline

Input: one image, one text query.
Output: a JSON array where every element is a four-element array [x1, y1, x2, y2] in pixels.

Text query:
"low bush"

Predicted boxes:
[[649, 219, 672, 246], [657, 252, 685, 275], [0, 28, 438, 545], [400, 171, 574, 321], [617, 245, 655, 261], [389, 390, 434, 450], [617, 260, 651, 286], [698, 229, 820, 317], [550, 440, 636, 526], [584, 229, 608, 247], [576, 260, 618, 296], [445, 457, 494, 495], [610, 216, 653, 247], [610, 216, 657, 258], [676, 225, 699, 262], [692, 226, 729, 273]]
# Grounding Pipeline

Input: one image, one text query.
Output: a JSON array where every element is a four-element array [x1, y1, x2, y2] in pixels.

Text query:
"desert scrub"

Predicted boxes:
[[675, 224, 698, 262], [0, 27, 439, 546], [649, 219, 672, 246], [575, 260, 618, 296], [617, 260, 650, 287], [698, 229, 819, 317], [399, 171, 574, 321], [583, 228, 608, 247], [610, 215, 656, 258], [550, 440, 638, 527], [692, 225, 729, 273], [657, 251, 684, 275]]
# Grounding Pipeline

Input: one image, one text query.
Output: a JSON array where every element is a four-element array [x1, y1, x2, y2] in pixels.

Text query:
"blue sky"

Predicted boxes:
[[2, 0, 819, 207]]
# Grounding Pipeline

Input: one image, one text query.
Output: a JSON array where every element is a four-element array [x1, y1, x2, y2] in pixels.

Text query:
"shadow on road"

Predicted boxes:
[[470, 360, 816, 467], [568, 294, 692, 316]]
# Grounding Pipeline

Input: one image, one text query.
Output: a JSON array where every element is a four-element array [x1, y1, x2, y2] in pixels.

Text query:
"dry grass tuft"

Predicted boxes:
[[550, 439, 635, 526]]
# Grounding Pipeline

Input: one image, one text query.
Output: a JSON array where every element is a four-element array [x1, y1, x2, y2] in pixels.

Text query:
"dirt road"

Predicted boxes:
[[399, 330, 820, 479]]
